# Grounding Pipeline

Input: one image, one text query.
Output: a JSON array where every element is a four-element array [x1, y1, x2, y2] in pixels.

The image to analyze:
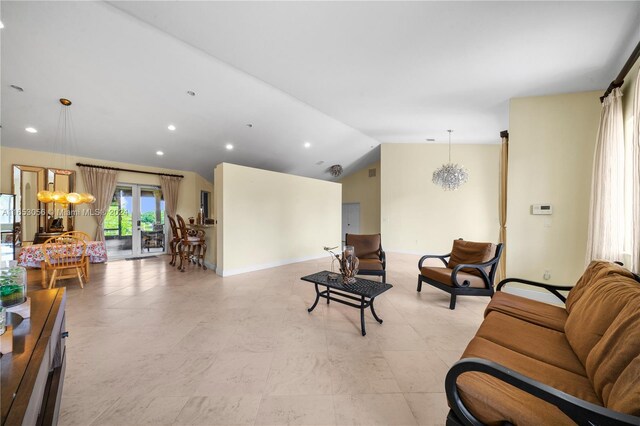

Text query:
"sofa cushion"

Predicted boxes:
[[484, 291, 567, 332], [585, 295, 640, 413], [564, 264, 638, 367], [420, 266, 487, 288], [346, 234, 381, 259], [448, 240, 494, 278], [457, 337, 602, 426], [477, 312, 585, 376], [358, 258, 384, 271], [566, 260, 629, 313]]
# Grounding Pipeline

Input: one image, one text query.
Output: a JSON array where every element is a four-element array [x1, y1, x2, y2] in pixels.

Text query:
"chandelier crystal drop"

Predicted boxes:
[[432, 130, 469, 191]]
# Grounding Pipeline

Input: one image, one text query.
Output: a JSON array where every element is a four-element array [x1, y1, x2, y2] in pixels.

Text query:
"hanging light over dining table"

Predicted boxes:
[[432, 129, 469, 191], [36, 98, 96, 205]]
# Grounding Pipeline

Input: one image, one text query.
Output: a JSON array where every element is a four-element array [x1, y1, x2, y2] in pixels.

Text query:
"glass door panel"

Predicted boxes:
[[138, 187, 166, 255], [105, 185, 133, 258]]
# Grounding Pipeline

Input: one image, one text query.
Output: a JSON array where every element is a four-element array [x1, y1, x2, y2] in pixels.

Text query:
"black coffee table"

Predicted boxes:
[[300, 271, 393, 336]]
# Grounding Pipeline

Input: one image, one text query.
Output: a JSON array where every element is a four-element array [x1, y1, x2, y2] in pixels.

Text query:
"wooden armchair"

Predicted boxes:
[[417, 239, 503, 309], [345, 233, 386, 283], [41, 235, 88, 289]]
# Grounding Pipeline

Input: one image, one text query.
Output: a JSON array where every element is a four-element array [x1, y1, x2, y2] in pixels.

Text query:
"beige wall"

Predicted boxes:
[[339, 161, 381, 235], [1, 146, 215, 264], [215, 162, 341, 276], [380, 143, 500, 255], [508, 91, 601, 284]]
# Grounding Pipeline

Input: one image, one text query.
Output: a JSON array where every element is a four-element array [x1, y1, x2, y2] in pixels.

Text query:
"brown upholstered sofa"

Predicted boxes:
[[445, 261, 640, 426]]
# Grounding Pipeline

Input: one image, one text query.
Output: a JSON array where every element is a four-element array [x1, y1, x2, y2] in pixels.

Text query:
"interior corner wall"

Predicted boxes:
[[508, 91, 601, 284], [216, 163, 341, 276], [339, 161, 381, 234], [380, 143, 500, 255]]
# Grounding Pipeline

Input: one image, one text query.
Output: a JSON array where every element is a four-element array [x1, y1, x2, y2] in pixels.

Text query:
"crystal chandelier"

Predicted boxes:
[[37, 98, 96, 205], [432, 130, 469, 191]]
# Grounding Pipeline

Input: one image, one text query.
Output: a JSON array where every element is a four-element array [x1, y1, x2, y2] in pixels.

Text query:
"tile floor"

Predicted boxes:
[[29, 253, 490, 425]]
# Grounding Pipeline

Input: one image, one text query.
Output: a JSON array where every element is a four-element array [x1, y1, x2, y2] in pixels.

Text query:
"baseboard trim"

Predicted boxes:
[[217, 253, 327, 277]]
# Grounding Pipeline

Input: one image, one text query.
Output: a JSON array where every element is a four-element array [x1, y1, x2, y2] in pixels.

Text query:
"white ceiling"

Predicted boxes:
[[2, 1, 639, 181]]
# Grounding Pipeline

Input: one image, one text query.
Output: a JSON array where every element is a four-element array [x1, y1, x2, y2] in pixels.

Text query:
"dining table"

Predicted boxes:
[[17, 241, 108, 287]]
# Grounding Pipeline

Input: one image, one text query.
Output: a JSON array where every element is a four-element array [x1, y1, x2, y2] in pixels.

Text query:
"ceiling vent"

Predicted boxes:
[[368, 168, 376, 178]]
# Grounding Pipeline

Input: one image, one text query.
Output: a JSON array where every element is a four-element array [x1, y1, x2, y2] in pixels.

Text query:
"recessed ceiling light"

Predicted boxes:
[[186, 91, 196, 97], [167, 124, 176, 131], [25, 127, 37, 133], [246, 124, 253, 128], [304, 142, 311, 148], [225, 143, 234, 150], [426, 138, 435, 142], [156, 151, 164, 156], [0, 21, 4, 29]]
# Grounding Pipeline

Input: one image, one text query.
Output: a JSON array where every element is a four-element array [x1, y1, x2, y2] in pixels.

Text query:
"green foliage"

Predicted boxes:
[[104, 204, 133, 236]]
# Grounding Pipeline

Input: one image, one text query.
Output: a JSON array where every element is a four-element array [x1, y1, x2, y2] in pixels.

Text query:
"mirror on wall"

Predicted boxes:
[[46, 168, 76, 232], [11, 165, 46, 243]]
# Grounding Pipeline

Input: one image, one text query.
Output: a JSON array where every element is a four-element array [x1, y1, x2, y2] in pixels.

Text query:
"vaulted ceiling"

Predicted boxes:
[[2, 1, 639, 181]]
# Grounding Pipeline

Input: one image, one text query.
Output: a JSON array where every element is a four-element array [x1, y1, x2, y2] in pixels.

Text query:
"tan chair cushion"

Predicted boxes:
[[566, 260, 627, 313], [484, 291, 568, 332], [345, 234, 381, 259], [358, 258, 384, 271], [420, 266, 487, 288], [477, 312, 585, 376], [457, 337, 602, 426], [564, 264, 638, 367], [448, 240, 494, 277], [584, 295, 640, 413]]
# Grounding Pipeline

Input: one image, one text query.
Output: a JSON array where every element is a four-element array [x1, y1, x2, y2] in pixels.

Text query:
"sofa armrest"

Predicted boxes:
[[445, 358, 640, 426], [497, 278, 573, 303], [418, 253, 450, 269]]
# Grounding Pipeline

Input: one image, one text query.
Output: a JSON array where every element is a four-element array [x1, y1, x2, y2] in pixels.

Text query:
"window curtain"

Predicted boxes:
[[496, 130, 509, 283], [632, 69, 640, 273], [586, 88, 625, 264], [79, 166, 118, 242], [160, 175, 182, 234]]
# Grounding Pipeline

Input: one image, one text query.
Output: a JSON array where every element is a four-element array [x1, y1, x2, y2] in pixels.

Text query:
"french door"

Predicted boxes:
[[105, 184, 166, 259]]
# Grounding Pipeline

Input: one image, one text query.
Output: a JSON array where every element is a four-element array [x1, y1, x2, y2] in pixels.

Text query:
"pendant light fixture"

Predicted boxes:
[[432, 130, 469, 191], [36, 98, 96, 205]]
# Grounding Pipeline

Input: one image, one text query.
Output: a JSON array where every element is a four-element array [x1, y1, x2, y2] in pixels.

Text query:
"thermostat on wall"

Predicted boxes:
[[531, 204, 552, 215]]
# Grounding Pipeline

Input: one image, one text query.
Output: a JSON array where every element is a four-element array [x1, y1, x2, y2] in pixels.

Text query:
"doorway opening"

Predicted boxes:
[[105, 184, 166, 259], [342, 203, 360, 245]]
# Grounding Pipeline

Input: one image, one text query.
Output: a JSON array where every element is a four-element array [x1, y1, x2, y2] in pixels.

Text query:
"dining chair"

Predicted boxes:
[[61, 231, 91, 282], [41, 235, 88, 289], [167, 216, 181, 266], [176, 214, 207, 271]]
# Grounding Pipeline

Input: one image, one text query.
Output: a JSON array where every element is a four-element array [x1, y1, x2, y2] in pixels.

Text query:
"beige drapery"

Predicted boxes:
[[632, 69, 640, 273], [79, 166, 118, 242], [160, 176, 182, 238], [496, 130, 509, 283], [586, 88, 625, 264]]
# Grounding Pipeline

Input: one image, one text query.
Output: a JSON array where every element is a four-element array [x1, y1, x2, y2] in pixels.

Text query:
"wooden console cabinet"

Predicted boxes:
[[1, 289, 67, 425]]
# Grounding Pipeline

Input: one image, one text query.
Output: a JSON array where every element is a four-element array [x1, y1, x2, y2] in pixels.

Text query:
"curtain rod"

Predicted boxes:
[[601, 39, 640, 102], [76, 163, 184, 178]]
